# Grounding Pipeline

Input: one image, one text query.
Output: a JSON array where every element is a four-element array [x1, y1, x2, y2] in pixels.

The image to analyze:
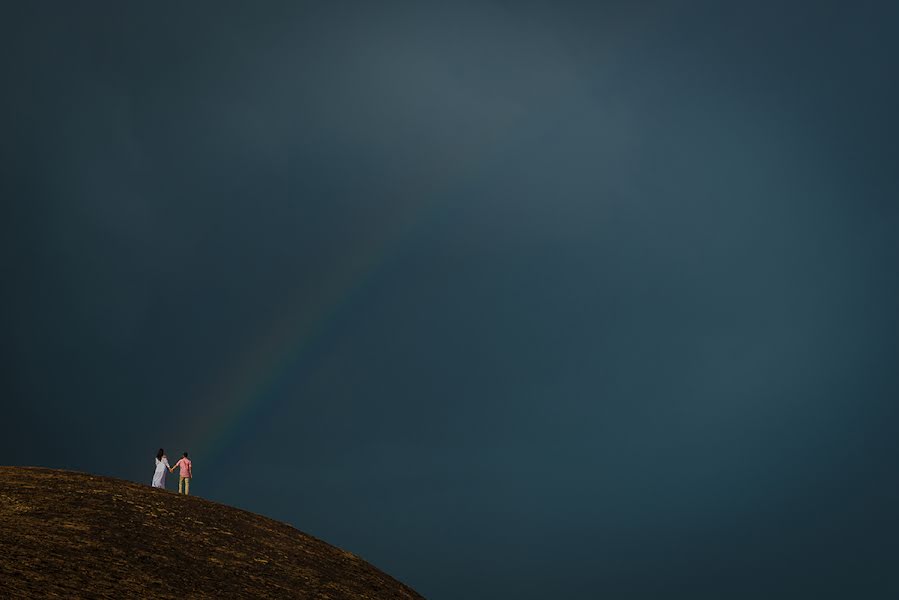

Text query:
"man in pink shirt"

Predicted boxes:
[[171, 452, 193, 495]]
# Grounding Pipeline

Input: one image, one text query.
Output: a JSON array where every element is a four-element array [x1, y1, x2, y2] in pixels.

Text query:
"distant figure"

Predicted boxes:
[[172, 452, 192, 495], [152, 448, 170, 489]]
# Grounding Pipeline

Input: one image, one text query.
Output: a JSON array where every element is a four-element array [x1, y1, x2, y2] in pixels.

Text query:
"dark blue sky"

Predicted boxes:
[[3, 2, 899, 598]]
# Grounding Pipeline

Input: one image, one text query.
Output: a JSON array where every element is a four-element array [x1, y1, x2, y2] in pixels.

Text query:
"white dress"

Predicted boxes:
[[152, 456, 170, 488]]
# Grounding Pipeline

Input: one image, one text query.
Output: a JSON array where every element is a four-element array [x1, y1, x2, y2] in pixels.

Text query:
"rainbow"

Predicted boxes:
[[191, 202, 420, 465], [188, 142, 506, 466]]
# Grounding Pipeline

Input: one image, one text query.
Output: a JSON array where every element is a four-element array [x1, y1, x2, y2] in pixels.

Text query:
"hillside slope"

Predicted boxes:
[[0, 467, 424, 599]]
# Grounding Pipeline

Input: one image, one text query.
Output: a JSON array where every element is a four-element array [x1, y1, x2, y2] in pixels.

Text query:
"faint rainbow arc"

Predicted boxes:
[[190, 153, 473, 465], [188, 111, 552, 466]]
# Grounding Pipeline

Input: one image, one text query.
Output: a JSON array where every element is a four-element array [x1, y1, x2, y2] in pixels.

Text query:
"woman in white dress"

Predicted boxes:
[[152, 448, 171, 489]]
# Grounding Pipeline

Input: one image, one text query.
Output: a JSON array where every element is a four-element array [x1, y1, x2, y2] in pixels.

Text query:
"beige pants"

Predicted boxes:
[[179, 477, 191, 495]]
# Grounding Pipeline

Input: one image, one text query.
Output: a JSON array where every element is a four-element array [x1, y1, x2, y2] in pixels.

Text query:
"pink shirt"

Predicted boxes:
[[174, 457, 192, 478]]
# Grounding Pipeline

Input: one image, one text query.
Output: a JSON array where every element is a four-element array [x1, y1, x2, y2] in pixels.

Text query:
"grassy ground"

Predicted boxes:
[[0, 467, 423, 599]]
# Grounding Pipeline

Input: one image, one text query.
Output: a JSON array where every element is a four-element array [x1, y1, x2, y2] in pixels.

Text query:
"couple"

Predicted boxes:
[[152, 448, 193, 495]]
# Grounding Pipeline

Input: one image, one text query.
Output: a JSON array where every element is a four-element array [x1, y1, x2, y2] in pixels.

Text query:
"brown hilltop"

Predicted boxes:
[[0, 467, 424, 599]]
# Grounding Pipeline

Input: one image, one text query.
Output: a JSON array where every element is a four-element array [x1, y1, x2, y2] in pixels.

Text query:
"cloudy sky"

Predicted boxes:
[[2, 1, 898, 598]]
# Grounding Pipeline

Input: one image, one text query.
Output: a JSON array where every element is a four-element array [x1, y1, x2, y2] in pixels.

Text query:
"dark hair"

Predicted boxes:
[[183, 452, 189, 458], [157, 448, 165, 461]]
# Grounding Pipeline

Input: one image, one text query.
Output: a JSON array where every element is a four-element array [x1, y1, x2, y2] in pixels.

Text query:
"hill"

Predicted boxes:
[[0, 467, 424, 599]]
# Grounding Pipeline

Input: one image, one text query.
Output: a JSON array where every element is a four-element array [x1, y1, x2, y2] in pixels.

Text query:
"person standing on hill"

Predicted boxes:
[[172, 452, 192, 495], [152, 449, 170, 489]]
